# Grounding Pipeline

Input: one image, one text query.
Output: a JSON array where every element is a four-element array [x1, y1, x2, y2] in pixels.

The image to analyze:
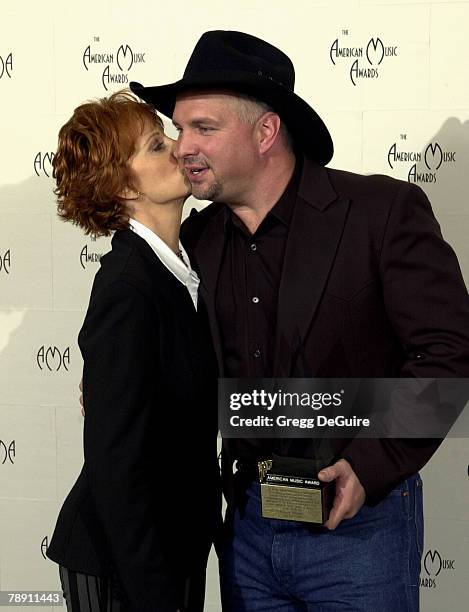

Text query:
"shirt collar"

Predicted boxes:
[[223, 156, 302, 232], [128, 218, 199, 308], [269, 156, 302, 227]]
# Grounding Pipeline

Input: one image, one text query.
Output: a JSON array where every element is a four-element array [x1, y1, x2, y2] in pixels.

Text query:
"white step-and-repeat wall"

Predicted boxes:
[[1, 1, 468, 610]]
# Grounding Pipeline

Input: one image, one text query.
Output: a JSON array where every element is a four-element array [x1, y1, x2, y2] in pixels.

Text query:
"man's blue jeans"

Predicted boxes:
[[219, 474, 423, 611]]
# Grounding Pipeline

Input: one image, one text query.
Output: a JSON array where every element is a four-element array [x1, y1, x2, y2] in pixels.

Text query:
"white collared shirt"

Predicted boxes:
[[129, 218, 199, 310]]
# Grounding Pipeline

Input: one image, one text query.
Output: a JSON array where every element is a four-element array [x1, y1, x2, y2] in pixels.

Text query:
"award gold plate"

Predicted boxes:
[[258, 457, 334, 525]]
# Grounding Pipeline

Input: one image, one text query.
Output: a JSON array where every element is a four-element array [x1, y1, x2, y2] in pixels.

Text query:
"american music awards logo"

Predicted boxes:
[[0, 249, 11, 274], [420, 548, 456, 589], [330, 32, 397, 86], [34, 152, 55, 178], [83, 39, 146, 91], [0, 439, 15, 464], [80, 236, 104, 270], [387, 135, 457, 184], [36, 346, 70, 371], [0, 52, 13, 79]]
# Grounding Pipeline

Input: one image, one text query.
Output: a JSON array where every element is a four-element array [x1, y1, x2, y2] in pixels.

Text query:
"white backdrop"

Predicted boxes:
[[1, 1, 468, 610]]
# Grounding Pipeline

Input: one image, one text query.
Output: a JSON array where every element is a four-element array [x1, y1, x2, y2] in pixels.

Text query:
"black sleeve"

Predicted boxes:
[[80, 280, 179, 611], [343, 182, 469, 504]]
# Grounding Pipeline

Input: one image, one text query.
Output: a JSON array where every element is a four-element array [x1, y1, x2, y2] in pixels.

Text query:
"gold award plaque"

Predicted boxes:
[[259, 462, 334, 524]]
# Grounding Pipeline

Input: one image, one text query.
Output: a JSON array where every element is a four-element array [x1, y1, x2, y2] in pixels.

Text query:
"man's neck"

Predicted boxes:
[[229, 152, 296, 235]]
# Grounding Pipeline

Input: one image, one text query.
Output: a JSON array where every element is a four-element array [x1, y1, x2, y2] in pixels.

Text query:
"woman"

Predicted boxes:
[[47, 91, 221, 612]]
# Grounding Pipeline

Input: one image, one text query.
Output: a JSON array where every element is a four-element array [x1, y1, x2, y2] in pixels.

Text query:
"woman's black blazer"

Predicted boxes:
[[47, 229, 221, 611]]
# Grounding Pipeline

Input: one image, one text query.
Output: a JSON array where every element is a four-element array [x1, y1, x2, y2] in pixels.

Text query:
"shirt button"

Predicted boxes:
[[253, 349, 261, 358], [250, 243, 257, 252], [252, 296, 259, 304]]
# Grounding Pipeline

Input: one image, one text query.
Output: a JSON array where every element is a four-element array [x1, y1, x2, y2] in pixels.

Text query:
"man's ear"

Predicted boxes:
[[257, 112, 282, 155]]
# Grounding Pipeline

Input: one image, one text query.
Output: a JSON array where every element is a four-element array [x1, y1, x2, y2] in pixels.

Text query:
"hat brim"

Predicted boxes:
[[130, 71, 333, 166]]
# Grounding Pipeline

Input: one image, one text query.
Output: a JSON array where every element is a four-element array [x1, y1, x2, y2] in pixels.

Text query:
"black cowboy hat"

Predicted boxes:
[[130, 30, 333, 166]]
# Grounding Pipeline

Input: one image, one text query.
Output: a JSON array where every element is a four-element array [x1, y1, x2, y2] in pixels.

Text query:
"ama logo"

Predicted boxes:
[[83, 39, 146, 91], [330, 32, 398, 86], [0, 53, 13, 79], [0, 440, 15, 464], [0, 249, 11, 274], [387, 136, 456, 184], [80, 244, 103, 269], [34, 152, 55, 178], [420, 549, 456, 589], [36, 346, 70, 371], [40, 536, 49, 560]]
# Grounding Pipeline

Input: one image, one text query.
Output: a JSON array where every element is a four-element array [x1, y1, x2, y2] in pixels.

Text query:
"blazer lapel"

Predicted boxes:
[[192, 208, 226, 374], [273, 159, 350, 376]]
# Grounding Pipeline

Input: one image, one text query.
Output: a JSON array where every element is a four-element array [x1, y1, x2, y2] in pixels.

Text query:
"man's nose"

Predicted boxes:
[[174, 130, 197, 160]]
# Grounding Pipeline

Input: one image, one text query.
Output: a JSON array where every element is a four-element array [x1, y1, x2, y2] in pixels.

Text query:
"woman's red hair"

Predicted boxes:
[[53, 90, 162, 237]]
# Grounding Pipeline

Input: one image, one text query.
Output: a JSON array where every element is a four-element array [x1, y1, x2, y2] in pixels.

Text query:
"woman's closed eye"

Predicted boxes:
[[150, 140, 165, 152]]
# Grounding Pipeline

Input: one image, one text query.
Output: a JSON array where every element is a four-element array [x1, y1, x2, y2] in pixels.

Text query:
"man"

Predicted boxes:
[[130, 31, 469, 610]]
